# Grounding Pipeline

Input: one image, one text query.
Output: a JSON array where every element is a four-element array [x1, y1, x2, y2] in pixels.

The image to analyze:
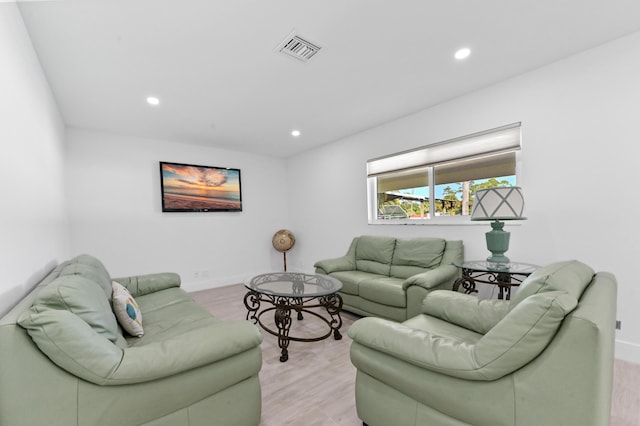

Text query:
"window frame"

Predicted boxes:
[[367, 123, 522, 225]]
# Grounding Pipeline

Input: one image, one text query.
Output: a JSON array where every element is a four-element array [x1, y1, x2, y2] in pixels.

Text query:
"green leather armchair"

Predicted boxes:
[[348, 260, 617, 426]]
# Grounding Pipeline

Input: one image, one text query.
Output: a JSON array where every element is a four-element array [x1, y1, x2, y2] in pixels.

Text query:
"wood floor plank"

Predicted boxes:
[[611, 359, 640, 426], [190, 284, 640, 426]]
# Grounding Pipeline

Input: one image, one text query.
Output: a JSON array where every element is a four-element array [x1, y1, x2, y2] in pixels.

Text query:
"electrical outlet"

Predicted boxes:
[[193, 270, 208, 280], [616, 320, 622, 330]]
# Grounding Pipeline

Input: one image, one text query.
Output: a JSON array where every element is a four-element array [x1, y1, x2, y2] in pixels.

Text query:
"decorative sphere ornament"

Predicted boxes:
[[272, 229, 295, 271], [272, 229, 295, 252]]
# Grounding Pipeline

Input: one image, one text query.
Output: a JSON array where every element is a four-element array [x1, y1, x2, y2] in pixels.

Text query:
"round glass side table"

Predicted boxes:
[[452, 261, 539, 300]]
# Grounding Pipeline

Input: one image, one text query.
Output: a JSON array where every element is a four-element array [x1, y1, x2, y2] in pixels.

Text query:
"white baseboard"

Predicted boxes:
[[615, 339, 640, 364], [182, 280, 232, 293], [181, 269, 304, 293], [181, 272, 265, 293]]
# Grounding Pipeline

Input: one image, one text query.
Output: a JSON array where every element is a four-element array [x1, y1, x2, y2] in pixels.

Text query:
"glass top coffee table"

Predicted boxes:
[[243, 272, 343, 362]]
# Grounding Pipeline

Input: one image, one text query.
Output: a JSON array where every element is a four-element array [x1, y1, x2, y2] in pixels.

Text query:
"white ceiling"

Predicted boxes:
[[16, 0, 640, 158]]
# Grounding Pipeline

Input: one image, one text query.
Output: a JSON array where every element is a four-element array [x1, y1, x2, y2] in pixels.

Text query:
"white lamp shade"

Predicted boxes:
[[471, 187, 526, 221]]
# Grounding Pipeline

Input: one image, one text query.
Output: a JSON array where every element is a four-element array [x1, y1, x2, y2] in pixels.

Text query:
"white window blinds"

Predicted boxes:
[[366, 122, 521, 176]]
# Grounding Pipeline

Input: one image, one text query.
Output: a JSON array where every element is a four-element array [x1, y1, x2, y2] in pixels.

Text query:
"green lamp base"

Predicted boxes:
[[485, 220, 511, 268]]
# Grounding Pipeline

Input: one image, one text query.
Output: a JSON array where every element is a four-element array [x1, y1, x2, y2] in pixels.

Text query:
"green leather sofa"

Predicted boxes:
[[314, 236, 463, 322], [348, 260, 617, 426], [0, 254, 263, 426]]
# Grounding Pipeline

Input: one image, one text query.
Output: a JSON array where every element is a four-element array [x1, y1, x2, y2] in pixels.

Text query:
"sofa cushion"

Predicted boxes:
[[19, 275, 127, 348], [330, 270, 382, 295], [112, 281, 144, 337], [58, 254, 113, 300], [355, 236, 396, 276], [359, 277, 406, 308], [390, 238, 446, 279], [509, 260, 594, 310], [128, 287, 220, 347]]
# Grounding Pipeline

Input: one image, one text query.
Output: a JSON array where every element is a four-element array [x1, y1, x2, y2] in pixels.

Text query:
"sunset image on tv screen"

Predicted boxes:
[[160, 162, 242, 211]]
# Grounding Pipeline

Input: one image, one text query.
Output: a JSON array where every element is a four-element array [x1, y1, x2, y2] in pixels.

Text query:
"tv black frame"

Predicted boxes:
[[159, 161, 243, 212]]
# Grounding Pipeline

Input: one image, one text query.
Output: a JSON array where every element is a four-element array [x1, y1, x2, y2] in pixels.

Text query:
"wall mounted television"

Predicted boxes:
[[159, 161, 242, 212]]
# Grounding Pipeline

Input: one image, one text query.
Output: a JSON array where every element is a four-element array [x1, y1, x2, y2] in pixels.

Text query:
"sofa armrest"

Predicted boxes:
[[349, 290, 576, 381], [113, 272, 181, 297], [20, 308, 262, 386], [421, 290, 510, 334], [348, 316, 480, 379], [314, 237, 358, 274], [314, 256, 355, 274], [402, 264, 459, 290], [19, 309, 126, 384]]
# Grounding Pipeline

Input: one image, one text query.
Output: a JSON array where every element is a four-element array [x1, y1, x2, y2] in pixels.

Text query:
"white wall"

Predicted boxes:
[[4, 0, 638, 362], [287, 32, 640, 363], [0, 3, 69, 316], [65, 128, 290, 291]]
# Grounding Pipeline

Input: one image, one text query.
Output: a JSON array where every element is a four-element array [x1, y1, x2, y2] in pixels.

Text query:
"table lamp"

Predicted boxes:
[[471, 187, 526, 268]]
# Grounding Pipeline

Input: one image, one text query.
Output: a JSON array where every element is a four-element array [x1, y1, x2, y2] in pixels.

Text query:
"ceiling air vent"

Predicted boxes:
[[277, 32, 322, 63]]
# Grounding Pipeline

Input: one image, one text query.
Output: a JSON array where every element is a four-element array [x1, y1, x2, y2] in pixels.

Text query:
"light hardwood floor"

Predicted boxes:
[[190, 284, 640, 426]]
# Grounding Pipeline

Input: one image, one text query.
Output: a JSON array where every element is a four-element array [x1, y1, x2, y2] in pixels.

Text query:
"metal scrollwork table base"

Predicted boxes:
[[452, 261, 539, 300], [244, 272, 343, 362]]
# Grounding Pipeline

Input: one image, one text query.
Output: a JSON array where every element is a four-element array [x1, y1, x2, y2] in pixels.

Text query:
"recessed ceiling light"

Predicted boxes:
[[291, 130, 301, 137], [454, 48, 471, 60], [146, 96, 160, 105]]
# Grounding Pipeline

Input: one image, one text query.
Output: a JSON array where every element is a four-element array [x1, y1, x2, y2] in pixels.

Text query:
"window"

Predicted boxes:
[[367, 123, 521, 223]]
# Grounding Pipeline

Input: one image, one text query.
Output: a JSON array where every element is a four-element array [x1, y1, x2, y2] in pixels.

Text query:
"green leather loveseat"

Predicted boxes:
[[348, 260, 617, 426], [314, 235, 463, 322], [0, 254, 263, 426]]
